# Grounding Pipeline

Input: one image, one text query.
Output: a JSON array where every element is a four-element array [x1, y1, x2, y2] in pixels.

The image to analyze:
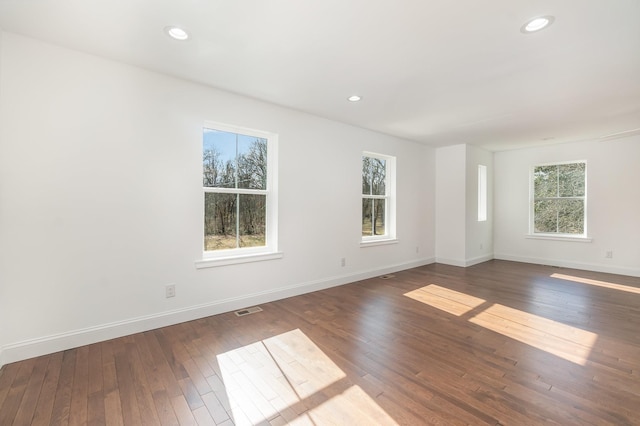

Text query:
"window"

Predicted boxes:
[[531, 161, 586, 236], [478, 164, 487, 222], [362, 152, 396, 243], [201, 122, 278, 262]]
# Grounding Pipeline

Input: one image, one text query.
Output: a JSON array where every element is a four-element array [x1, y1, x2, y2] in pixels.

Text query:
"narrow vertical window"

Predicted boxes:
[[478, 165, 487, 222], [362, 152, 396, 242]]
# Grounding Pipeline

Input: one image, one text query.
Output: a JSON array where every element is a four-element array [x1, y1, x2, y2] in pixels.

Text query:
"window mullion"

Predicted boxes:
[[204, 187, 267, 195], [235, 193, 240, 248]]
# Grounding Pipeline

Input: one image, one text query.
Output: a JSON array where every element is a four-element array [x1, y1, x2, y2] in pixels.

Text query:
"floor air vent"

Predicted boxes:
[[234, 306, 263, 317], [379, 274, 395, 280]]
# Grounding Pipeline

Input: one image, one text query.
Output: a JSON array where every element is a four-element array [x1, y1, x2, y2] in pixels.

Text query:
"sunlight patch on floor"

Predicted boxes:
[[404, 284, 486, 316], [469, 304, 597, 365], [306, 384, 396, 425], [217, 328, 397, 425], [551, 273, 640, 295], [404, 285, 598, 365]]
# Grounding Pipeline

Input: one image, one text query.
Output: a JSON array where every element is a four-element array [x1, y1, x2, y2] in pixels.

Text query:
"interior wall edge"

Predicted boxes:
[[464, 254, 495, 267], [0, 257, 436, 369], [434, 258, 465, 267], [435, 254, 494, 268]]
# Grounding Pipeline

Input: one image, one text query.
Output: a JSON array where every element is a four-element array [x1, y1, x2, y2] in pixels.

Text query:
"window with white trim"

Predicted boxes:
[[362, 152, 395, 242], [531, 161, 586, 236], [478, 164, 487, 222], [202, 122, 278, 258]]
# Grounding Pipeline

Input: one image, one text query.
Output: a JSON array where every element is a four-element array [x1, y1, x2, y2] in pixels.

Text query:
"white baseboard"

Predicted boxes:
[[435, 254, 493, 268], [0, 257, 435, 368], [494, 253, 640, 277], [464, 254, 494, 267], [435, 257, 467, 267]]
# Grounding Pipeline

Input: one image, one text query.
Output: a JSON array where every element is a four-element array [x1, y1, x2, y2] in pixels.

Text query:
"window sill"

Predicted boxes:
[[195, 251, 284, 269], [526, 234, 592, 243], [360, 238, 399, 248]]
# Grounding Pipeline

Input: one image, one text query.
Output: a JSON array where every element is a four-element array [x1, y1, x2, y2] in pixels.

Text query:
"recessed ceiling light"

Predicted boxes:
[[521, 16, 555, 34], [164, 26, 190, 41], [348, 95, 362, 102]]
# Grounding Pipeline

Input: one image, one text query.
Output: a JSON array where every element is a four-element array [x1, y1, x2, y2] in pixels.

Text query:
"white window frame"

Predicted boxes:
[[478, 164, 487, 222], [361, 151, 397, 247], [528, 160, 590, 242], [196, 121, 281, 268]]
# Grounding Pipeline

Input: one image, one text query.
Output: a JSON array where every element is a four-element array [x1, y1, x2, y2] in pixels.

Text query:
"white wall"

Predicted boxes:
[[435, 144, 466, 265], [494, 137, 640, 276], [0, 32, 435, 366], [465, 144, 493, 263], [435, 144, 494, 267], [0, 27, 6, 368]]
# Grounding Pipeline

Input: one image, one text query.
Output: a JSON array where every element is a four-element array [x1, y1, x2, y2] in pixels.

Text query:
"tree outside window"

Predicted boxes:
[[203, 126, 274, 253], [532, 162, 586, 235], [362, 153, 395, 240]]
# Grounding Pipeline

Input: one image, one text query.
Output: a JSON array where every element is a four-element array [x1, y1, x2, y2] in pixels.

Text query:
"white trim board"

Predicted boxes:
[[435, 254, 494, 268], [494, 253, 640, 278], [0, 257, 435, 368]]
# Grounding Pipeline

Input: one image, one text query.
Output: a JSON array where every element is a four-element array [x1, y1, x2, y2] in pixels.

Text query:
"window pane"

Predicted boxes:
[[362, 157, 372, 195], [238, 194, 266, 247], [558, 163, 585, 197], [203, 129, 237, 188], [237, 136, 267, 190], [362, 198, 373, 236], [478, 165, 487, 222], [371, 158, 386, 196], [558, 199, 584, 234], [203, 148, 220, 187], [373, 198, 386, 235], [204, 193, 238, 251], [534, 165, 558, 198], [534, 199, 558, 233], [362, 156, 386, 196]]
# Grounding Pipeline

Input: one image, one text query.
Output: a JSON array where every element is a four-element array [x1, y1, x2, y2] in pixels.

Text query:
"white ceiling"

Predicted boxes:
[[1, 0, 639, 151]]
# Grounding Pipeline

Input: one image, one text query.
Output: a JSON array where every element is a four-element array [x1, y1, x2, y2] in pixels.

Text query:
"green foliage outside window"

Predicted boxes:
[[533, 162, 585, 235]]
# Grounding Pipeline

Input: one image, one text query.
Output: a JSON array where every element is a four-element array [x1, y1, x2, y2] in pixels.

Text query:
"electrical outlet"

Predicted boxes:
[[605, 250, 613, 259], [480, 243, 484, 250], [166, 284, 176, 298], [341, 257, 346, 267], [416, 246, 420, 253]]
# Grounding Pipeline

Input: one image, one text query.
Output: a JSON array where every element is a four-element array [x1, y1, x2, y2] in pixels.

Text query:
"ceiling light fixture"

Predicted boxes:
[[521, 16, 554, 34], [164, 26, 190, 41], [348, 95, 362, 102]]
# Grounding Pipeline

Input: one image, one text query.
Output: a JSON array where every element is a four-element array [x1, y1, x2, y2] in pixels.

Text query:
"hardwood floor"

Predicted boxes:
[[1, 260, 640, 425]]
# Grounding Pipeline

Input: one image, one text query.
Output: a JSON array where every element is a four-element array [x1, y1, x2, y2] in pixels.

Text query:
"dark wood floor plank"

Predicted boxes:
[[125, 340, 163, 425], [68, 345, 89, 425], [2, 260, 640, 425], [151, 389, 180, 426], [86, 343, 106, 425], [101, 339, 124, 426], [0, 361, 21, 409], [0, 358, 37, 425], [169, 394, 197, 425], [31, 351, 64, 426], [87, 343, 104, 395], [114, 347, 143, 425], [50, 350, 77, 425], [12, 355, 50, 425], [142, 330, 184, 399]]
